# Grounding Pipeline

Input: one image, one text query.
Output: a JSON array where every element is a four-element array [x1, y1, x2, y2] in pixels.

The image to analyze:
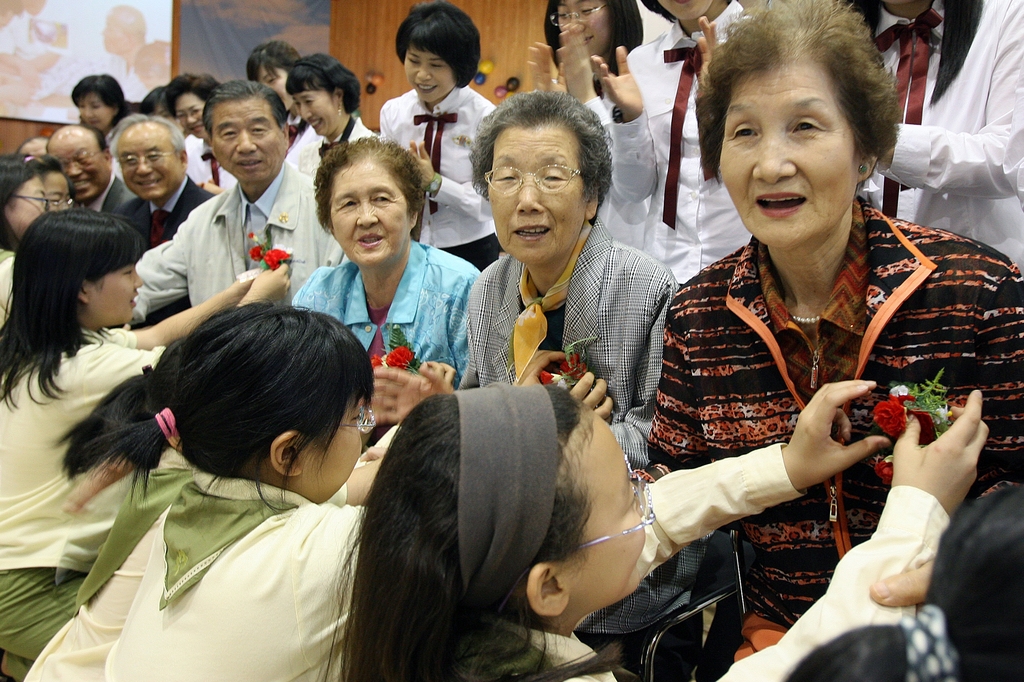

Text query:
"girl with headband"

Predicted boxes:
[[80, 304, 377, 682], [786, 485, 1024, 682], [340, 381, 984, 682], [0, 210, 281, 680]]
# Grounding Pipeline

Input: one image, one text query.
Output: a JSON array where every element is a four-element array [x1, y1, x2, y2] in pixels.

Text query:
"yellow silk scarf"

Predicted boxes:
[[512, 224, 592, 382]]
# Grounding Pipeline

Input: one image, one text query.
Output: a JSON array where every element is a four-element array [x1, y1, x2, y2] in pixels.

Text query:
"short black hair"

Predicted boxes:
[[71, 74, 131, 126], [0, 210, 145, 405], [202, 80, 288, 134], [395, 0, 481, 88], [164, 73, 220, 114], [140, 86, 167, 115], [0, 154, 43, 250], [285, 53, 361, 114], [246, 40, 302, 81]]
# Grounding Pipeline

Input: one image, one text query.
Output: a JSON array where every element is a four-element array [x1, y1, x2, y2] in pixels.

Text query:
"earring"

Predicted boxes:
[[859, 164, 868, 174]]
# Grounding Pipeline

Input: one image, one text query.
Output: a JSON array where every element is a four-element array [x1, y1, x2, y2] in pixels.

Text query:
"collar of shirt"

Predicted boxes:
[[877, 0, 945, 40], [149, 176, 189, 213], [758, 203, 869, 337], [342, 240, 426, 326], [416, 84, 465, 116], [85, 173, 116, 211], [240, 164, 287, 226], [667, 0, 745, 49]]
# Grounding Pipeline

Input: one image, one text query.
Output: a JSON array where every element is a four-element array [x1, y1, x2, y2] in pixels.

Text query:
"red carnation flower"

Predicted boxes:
[[539, 370, 554, 385], [370, 355, 383, 368], [263, 248, 290, 271], [873, 398, 907, 438], [249, 245, 264, 262], [385, 346, 414, 370], [908, 410, 937, 444], [874, 460, 894, 486]]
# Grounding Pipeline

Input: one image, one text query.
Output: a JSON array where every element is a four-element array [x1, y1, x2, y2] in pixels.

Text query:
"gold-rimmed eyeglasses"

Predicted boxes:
[[484, 165, 582, 195], [549, 4, 606, 27]]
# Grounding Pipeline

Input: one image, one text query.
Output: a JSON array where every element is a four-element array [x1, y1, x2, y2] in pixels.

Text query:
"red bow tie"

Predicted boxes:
[[875, 8, 942, 217], [413, 113, 458, 214], [200, 151, 220, 186], [661, 46, 704, 230]]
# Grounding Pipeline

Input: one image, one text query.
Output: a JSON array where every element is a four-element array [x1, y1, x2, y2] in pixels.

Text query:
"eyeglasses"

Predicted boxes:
[[46, 196, 74, 211], [484, 165, 582, 195], [576, 471, 655, 551], [175, 105, 204, 122], [11, 195, 51, 212], [549, 4, 606, 27], [55, 149, 102, 171], [341, 405, 376, 434], [120, 151, 177, 170]]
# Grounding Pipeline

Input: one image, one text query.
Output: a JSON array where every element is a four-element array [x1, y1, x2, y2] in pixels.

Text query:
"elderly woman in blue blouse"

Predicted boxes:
[[292, 137, 479, 397]]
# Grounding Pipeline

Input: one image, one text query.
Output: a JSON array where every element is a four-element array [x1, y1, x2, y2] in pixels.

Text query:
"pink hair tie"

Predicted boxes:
[[154, 407, 179, 441]]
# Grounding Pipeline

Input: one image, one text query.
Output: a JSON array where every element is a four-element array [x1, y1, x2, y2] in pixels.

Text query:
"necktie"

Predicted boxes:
[[201, 151, 220, 186], [413, 112, 458, 214], [287, 124, 299, 149], [319, 140, 338, 159], [150, 209, 171, 248], [875, 8, 942, 217], [662, 46, 704, 230]]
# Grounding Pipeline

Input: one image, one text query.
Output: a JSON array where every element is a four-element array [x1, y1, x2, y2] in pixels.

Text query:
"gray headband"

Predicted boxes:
[[899, 604, 961, 682], [456, 385, 561, 608]]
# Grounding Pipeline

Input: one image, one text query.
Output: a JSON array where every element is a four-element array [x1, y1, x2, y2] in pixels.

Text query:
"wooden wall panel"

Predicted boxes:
[[0, 118, 60, 155], [331, 0, 548, 131]]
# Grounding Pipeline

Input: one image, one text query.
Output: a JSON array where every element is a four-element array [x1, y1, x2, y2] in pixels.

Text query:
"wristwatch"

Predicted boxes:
[[426, 172, 442, 197]]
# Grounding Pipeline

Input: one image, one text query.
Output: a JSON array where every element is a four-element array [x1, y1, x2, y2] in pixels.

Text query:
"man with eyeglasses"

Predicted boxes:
[[110, 114, 213, 250], [46, 124, 136, 212]]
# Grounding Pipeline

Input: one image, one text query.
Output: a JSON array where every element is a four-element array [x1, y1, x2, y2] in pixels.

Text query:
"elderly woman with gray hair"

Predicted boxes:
[[374, 89, 703, 668]]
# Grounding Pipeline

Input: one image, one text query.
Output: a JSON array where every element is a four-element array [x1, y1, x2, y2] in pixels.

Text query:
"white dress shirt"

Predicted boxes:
[[867, 0, 1024, 268], [379, 87, 495, 249], [609, 2, 751, 285], [284, 115, 320, 170], [296, 115, 376, 177], [184, 135, 238, 191]]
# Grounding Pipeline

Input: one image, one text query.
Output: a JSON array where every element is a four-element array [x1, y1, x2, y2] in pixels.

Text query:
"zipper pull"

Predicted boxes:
[[828, 483, 838, 522], [810, 348, 820, 390]]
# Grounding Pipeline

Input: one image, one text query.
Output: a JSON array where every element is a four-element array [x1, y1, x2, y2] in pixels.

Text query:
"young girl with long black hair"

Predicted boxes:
[[339, 381, 985, 682], [853, 0, 1024, 269], [87, 304, 377, 682], [0, 209, 281, 679]]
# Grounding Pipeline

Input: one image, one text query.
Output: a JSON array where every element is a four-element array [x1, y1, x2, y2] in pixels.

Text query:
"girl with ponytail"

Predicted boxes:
[[94, 304, 376, 682], [0, 209, 278, 680], [340, 380, 986, 682]]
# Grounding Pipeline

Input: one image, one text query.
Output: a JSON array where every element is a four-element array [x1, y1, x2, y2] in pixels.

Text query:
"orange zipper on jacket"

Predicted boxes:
[[725, 214, 936, 559]]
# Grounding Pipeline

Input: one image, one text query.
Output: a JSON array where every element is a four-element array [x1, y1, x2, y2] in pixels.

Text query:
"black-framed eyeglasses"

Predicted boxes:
[[549, 4, 606, 27], [576, 471, 655, 550], [120, 151, 177, 169], [12, 195, 52, 212], [484, 165, 582, 195], [341, 405, 376, 434]]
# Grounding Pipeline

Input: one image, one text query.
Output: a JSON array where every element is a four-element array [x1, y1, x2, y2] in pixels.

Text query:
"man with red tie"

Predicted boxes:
[[111, 114, 214, 322], [111, 114, 213, 250]]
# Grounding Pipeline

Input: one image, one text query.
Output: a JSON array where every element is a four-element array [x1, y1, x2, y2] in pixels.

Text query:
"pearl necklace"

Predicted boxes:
[[791, 314, 821, 325]]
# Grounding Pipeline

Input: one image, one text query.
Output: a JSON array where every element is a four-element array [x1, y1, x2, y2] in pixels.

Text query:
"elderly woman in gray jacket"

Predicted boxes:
[[373, 91, 702, 661]]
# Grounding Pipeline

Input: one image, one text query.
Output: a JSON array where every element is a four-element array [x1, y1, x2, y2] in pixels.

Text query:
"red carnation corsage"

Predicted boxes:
[[539, 337, 596, 388], [370, 326, 421, 373], [869, 371, 951, 485]]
